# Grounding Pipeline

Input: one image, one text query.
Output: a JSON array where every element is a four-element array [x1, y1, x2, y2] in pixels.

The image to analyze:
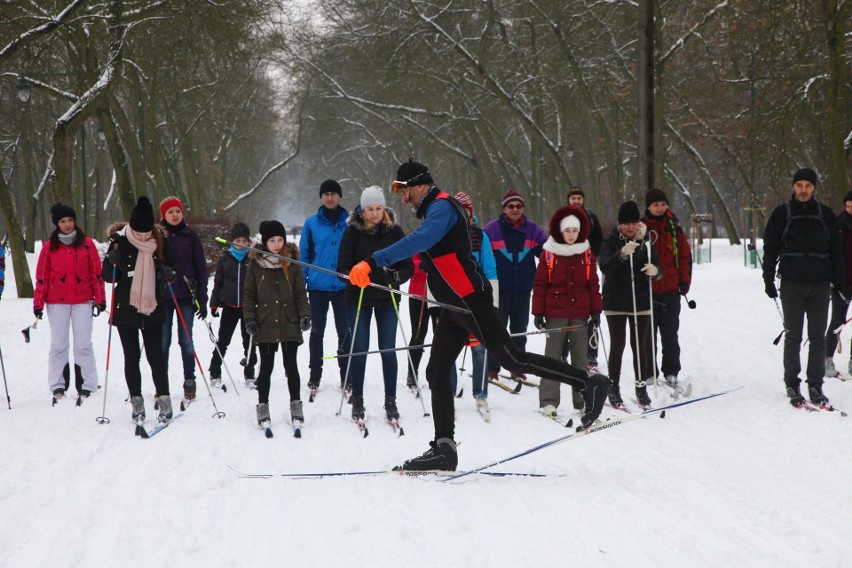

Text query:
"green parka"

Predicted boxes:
[[243, 242, 310, 344]]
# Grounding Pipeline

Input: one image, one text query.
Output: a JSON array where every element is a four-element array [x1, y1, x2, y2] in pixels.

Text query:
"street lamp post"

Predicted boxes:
[[15, 75, 90, 233]]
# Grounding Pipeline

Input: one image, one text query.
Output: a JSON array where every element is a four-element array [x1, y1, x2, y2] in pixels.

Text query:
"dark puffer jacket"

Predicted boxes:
[[243, 242, 310, 345], [102, 223, 176, 328], [210, 249, 249, 308], [598, 224, 662, 313], [337, 207, 413, 307], [160, 220, 208, 305]]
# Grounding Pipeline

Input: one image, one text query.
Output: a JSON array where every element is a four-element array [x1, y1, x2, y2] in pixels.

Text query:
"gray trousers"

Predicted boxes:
[[780, 280, 830, 386], [539, 317, 587, 410], [47, 303, 99, 393]]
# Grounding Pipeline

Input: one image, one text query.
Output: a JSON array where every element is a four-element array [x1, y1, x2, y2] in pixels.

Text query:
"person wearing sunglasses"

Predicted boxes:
[[348, 160, 610, 471], [482, 190, 548, 383]]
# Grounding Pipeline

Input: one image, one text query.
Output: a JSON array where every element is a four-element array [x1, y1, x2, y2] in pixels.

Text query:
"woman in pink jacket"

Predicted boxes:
[[34, 204, 106, 402]]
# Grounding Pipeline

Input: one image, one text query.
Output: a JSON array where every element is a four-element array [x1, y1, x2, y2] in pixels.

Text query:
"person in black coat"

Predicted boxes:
[[103, 196, 177, 424], [598, 200, 662, 408], [337, 186, 413, 422]]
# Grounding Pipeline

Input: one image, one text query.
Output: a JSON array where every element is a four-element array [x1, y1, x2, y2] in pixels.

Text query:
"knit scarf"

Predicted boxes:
[[230, 245, 249, 262], [124, 227, 158, 316], [58, 230, 77, 246]]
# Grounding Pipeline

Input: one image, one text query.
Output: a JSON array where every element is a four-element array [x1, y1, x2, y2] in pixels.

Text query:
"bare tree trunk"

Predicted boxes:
[[0, 172, 35, 298], [823, 0, 850, 199]]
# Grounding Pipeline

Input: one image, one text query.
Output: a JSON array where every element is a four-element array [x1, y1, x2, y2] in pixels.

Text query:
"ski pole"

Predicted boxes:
[[337, 287, 364, 416], [166, 282, 225, 419], [0, 341, 10, 409], [645, 237, 659, 396], [388, 285, 429, 417], [96, 264, 118, 424], [323, 325, 586, 359], [597, 324, 609, 369], [214, 236, 470, 315], [183, 276, 239, 396], [747, 243, 787, 343], [21, 316, 41, 343], [628, 248, 648, 397]]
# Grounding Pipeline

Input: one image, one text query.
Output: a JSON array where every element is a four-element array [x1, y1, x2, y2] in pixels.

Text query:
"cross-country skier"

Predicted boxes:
[[347, 160, 610, 471]]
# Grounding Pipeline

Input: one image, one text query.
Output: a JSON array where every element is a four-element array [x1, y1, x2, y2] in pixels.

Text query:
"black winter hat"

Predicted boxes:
[[792, 168, 818, 186], [320, 179, 342, 198], [50, 203, 76, 226], [645, 187, 668, 208], [617, 200, 641, 224], [395, 159, 433, 187], [566, 187, 585, 202], [844, 191, 852, 204], [129, 196, 155, 232], [230, 222, 251, 241], [260, 220, 287, 246]]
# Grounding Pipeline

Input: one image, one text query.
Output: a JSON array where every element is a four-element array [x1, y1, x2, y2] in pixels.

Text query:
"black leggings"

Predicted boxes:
[[426, 293, 590, 441], [255, 341, 300, 404], [407, 297, 440, 377], [605, 314, 650, 388], [117, 325, 170, 397]]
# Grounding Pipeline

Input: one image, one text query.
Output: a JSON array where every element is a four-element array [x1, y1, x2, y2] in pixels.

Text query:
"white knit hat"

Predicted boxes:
[[560, 214, 581, 233], [360, 185, 386, 209]]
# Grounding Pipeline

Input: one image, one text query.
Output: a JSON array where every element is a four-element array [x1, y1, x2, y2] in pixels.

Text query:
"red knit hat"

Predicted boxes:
[[159, 196, 183, 219], [454, 192, 474, 212], [501, 190, 524, 208]]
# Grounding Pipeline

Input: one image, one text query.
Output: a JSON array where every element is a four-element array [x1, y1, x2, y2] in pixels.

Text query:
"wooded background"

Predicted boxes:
[[1, 0, 850, 297]]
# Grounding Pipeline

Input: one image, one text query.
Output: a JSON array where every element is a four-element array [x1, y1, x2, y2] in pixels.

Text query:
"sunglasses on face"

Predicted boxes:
[[505, 204, 524, 210]]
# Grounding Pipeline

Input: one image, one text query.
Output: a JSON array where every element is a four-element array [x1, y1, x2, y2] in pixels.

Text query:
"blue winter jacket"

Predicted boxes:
[[299, 206, 349, 292], [483, 214, 547, 294]]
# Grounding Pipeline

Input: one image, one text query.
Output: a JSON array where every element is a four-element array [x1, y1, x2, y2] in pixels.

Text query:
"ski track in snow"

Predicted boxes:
[[0, 240, 850, 567]]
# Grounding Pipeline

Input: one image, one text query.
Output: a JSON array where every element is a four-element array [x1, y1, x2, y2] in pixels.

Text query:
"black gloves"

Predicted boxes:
[[106, 249, 120, 266], [300, 316, 312, 332], [589, 313, 601, 326], [33, 308, 43, 319], [534, 315, 546, 330], [195, 304, 207, 320], [765, 281, 778, 299], [383, 267, 402, 284], [157, 265, 175, 282], [679, 281, 690, 295], [93, 302, 108, 317], [210, 307, 219, 318], [245, 321, 258, 336]]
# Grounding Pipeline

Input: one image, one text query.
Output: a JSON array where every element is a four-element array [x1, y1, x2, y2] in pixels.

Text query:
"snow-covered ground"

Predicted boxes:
[[0, 240, 849, 568]]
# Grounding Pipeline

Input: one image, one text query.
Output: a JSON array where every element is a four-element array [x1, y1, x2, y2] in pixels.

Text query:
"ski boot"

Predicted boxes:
[[540, 404, 557, 418], [290, 400, 304, 422], [130, 395, 146, 423], [350, 395, 365, 420], [384, 397, 400, 420], [580, 373, 611, 428], [608, 385, 624, 408], [52, 388, 66, 401], [572, 386, 585, 411], [210, 370, 222, 389], [665, 375, 678, 387], [256, 402, 270, 426], [244, 367, 256, 388], [635, 380, 652, 407], [786, 383, 806, 407], [393, 438, 458, 471], [406, 372, 417, 390], [157, 395, 173, 423], [808, 383, 829, 406], [307, 376, 321, 391], [183, 379, 197, 401]]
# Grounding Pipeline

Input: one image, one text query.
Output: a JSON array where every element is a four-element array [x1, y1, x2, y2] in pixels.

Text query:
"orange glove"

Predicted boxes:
[[466, 335, 480, 347], [349, 261, 372, 288]]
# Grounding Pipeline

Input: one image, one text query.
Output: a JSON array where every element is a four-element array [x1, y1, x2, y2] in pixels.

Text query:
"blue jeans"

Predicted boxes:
[[346, 303, 398, 398], [308, 290, 350, 381], [488, 291, 531, 373], [162, 300, 196, 382], [470, 343, 487, 398]]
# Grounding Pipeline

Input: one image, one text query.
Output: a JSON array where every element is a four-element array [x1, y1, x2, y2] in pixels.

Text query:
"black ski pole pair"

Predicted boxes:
[[747, 242, 786, 345]]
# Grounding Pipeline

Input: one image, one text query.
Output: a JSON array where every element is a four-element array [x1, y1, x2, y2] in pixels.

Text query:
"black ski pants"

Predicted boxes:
[[780, 280, 829, 387], [209, 306, 257, 375], [117, 324, 170, 397], [825, 288, 850, 357], [645, 291, 682, 379], [255, 341, 301, 404], [426, 292, 590, 441]]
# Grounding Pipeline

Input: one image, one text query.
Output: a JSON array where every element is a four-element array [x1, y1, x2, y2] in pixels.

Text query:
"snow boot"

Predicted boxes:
[[808, 384, 829, 406], [130, 395, 145, 422], [580, 373, 611, 428], [825, 358, 837, 377], [476, 398, 489, 411], [350, 395, 365, 420], [244, 367, 256, 387], [53, 388, 66, 400], [157, 395, 173, 423], [665, 374, 678, 387], [635, 381, 652, 407], [406, 372, 417, 390], [210, 370, 222, 389], [540, 404, 557, 418], [786, 383, 805, 406], [256, 402, 270, 426], [394, 438, 458, 471], [290, 400, 304, 422], [307, 376, 321, 391], [384, 396, 400, 420], [183, 379, 197, 401]]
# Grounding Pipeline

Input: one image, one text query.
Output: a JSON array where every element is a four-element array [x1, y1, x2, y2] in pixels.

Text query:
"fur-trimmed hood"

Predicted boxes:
[[547, 205, 590, 244], [346, 206, 399, 235], [249, 240, 299, 269]]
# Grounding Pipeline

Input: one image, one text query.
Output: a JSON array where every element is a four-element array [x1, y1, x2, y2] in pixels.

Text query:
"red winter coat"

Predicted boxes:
[[642, 211, 692, 295], [34, 232, 106, 311], [532, 205, 602, 319]]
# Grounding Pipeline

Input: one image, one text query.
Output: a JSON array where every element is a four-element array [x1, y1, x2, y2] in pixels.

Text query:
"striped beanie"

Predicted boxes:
[[501, 190, 524, 208]]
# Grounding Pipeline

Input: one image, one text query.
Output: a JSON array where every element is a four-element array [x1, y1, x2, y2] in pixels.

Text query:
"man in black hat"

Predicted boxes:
[[763, 168, 843, 408], [347, 159, 610, 471], [299, 179, 351, 392]]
